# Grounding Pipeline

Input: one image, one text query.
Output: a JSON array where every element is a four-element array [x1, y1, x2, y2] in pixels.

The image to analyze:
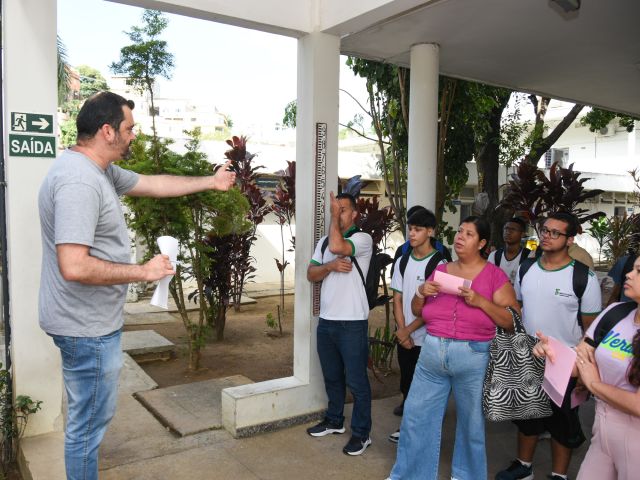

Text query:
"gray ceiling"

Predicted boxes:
[[334, 0, 640, 116]]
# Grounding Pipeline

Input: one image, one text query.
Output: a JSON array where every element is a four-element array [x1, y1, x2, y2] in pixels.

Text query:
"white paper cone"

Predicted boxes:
[[150, 236, 179, 309]]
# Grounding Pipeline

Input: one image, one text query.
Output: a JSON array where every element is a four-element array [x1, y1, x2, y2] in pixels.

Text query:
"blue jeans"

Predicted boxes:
[[390, 333, 491, 480], [317, 319, 371, 438], [51, 329, 123, 480]]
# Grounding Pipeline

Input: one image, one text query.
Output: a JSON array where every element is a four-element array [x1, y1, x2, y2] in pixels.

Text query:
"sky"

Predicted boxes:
[[57, 0, 369, 133]]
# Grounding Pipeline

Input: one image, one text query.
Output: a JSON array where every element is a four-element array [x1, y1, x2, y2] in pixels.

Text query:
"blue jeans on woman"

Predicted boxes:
[[317, 319, 371, 438], [51, 329, 123, 480], [389, 333, 491, 480]]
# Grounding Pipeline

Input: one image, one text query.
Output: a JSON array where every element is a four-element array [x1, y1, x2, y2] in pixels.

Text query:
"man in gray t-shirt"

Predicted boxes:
[[38, 92, 236, 479]]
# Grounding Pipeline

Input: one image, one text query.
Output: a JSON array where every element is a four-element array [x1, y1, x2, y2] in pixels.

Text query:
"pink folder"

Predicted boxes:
[[433, 270, 472, 296], [541, 336, 576, 407]]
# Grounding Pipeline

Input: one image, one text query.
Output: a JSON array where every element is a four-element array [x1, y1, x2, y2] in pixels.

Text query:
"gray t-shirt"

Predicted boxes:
[[38, 149, 139, 336]]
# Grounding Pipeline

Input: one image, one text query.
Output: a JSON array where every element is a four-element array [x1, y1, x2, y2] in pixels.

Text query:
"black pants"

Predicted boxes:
[[397, 344, 421, 400]]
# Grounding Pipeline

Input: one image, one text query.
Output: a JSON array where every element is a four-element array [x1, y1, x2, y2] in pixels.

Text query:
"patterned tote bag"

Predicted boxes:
[[482, 306, 552, 421]]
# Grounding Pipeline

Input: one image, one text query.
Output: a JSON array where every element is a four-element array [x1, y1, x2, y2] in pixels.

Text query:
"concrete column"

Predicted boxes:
[[406, 43, 439, 213], [222, 32, 340, 436], [3, 0, 62, 436]]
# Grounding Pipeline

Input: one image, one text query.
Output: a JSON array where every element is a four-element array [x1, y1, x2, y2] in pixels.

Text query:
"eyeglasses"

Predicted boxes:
[[539, 227, 568, 239]]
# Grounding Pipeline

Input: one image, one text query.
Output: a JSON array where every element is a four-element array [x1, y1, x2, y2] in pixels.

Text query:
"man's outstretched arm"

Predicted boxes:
[[127, 160, 236, 198]]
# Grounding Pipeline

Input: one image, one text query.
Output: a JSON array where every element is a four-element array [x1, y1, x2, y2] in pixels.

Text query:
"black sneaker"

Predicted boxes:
[[393, 403, 404, 416], [388, 430, 400, 443], [547, 475, 569, 480], [495, 460, 534, 480], [342, 435, 372, 456], [306, 419, 345, 437]]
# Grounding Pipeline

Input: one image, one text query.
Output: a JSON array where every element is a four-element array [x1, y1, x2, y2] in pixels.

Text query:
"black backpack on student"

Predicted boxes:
[[321, 228, 392, 310], [398, 248, 444, 282], [585, 301, 638, 348], [494, 247, 531, 267], [518, 258, 590, 330]]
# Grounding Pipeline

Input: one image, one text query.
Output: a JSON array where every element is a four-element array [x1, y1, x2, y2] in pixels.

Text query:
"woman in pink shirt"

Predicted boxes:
[[535, 255, 640, 480], [388, 216, 519, 480]]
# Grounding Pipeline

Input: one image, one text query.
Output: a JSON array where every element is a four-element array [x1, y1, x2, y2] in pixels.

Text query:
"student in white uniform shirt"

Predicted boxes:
[[388, 208, 447, 443], [488, 217, 531, 285], [496, 212, 602, 480]]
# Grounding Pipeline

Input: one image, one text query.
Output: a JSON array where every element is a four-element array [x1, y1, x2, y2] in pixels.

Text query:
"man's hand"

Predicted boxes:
[[213, 160, 237, 191], [329, 191, 340, 218], [142, 254, 175, 281], [330, 257, 352, 273]]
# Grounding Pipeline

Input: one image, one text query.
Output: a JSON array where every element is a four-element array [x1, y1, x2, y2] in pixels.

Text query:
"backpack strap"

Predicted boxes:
[[518, 257, 536, 286], [424, 251, 444, 279], [399, 246, 413, 277], [520, 248, 531, 264], [494, 248, 503, 267], [584, 301, 638, 348], [572, 260, 589, 331]]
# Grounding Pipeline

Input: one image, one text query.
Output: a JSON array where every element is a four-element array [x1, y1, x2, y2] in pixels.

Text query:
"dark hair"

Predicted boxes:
[[460, 215, 490, 245], [76, 91, 135, 142], [407, 205, 427, 219], [629, 330, 640, 387], [336, 192, 357, 210], [407, 208, 436, 229], [506, 217, 527, 231], [546, 212, 579, 237]]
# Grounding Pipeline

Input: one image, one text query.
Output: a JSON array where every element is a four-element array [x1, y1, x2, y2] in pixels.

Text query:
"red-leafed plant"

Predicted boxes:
[[271, 161, 296, 335], [499, 161, 604, 226], [224, 136, 272, 311]]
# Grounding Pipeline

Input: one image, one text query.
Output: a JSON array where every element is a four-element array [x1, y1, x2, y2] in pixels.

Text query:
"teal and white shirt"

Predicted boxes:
[[390, 250, 446, 346], [515, 259, 602, 347]]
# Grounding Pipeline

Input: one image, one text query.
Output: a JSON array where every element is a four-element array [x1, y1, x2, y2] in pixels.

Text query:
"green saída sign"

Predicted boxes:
[[9, 134, 56, 158]]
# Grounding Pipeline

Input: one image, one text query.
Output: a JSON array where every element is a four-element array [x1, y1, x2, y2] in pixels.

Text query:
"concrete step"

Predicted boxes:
[[134, 375, 254, 437], [19, 431, 65, 480], [121, 330, 175, 362]]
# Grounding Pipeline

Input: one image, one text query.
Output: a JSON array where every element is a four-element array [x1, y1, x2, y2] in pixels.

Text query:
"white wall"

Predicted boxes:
[[3, 0, 63, 436]]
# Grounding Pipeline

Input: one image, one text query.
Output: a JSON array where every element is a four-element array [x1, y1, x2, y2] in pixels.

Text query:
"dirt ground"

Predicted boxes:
[[125, 294, 403, 401]]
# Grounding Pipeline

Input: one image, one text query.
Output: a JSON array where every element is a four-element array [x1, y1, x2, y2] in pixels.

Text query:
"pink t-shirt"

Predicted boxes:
[[421, 262, 509, 341], [586, 303, 640, 393]]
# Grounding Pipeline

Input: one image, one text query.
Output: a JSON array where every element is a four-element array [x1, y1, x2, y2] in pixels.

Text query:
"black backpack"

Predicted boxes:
[[585, 301, 638, 348], [518, 258, 590, 330], [398, 248, 444, 282], [494, 247, 531, 267], [321, 229, 391, 310]]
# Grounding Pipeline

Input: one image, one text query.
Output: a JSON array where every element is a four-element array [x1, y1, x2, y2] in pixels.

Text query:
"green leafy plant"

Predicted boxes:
[[368, 325, 395, 374], [604, 214, 640, 265], [0, 364, 42, 474], [265, 312, 277, 331], [588, 217, 611, 266]]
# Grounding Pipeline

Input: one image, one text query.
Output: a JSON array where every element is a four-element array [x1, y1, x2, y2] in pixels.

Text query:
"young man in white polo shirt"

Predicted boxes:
[[387, 208, 446, 444], [488, 217, 530, 285], [306, 191, 373, 456], [496, 212, 602, 480]]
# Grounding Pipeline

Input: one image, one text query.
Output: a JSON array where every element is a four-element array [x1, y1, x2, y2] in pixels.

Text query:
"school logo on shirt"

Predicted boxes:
[[600, 330, 633, 360], [554, 288, 573, 298]]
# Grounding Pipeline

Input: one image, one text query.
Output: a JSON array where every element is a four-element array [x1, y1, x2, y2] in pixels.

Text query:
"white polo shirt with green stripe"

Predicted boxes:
[[515, 259, 602, 347], [310, 226, 372, 321], [390, 250, 446, 346]]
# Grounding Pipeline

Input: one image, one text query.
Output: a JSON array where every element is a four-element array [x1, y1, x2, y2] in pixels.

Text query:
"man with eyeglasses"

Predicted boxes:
[[488, 217, 531, 284], [496, 212, 601, 480]]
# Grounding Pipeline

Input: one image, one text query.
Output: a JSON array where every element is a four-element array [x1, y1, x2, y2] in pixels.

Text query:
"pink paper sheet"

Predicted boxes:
[[542, 336, 577, 407], [433, 270, 472, 296]]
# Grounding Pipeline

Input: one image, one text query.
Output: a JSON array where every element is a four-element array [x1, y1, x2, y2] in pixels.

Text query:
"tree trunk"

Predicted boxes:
[[475, 92, 511, 246], [188, 332, 200, 370], [215, 305, 226, 341]]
